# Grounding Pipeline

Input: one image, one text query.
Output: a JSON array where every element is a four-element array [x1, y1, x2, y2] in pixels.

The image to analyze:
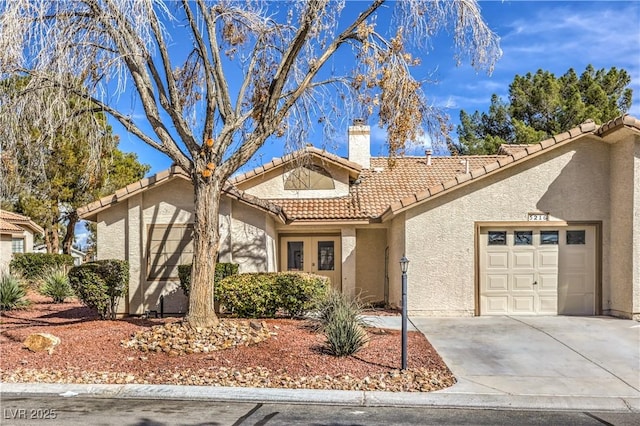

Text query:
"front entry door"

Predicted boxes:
[[280, 236, 341, 291]]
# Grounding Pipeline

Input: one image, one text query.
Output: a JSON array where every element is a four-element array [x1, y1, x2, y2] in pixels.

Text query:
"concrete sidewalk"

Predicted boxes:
[[2, 315, 639, 413]]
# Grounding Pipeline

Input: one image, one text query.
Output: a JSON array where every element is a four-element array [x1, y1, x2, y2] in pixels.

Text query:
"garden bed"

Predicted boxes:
[[0, 292, 455, 392]]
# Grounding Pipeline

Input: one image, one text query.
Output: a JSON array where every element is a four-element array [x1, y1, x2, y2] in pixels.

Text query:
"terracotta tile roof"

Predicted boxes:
[[0, 219, 24, 233], [272, 156, 505, 221], [230, 146, 362, 185], [77, 115, 640, 224], [383, 116, 640, 218], [497, 144, 530, 155], [0, 210, 44, 235]]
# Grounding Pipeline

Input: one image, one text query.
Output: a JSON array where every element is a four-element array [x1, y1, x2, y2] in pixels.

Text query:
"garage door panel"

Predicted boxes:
[[537, 273, 557, 291], [513, 251, 535, 269], [513, 274, 535, 290], [485, 274, 508, 291], [512, 296, 535, 313], [538, 296, 558, 314], [538, 250, 559, 269], [486, 252, 508, 269], [484, 296, 509, 314]]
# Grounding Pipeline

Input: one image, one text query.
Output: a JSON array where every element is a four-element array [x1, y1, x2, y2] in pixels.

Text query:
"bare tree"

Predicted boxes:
[[0, 0, 500, 328]]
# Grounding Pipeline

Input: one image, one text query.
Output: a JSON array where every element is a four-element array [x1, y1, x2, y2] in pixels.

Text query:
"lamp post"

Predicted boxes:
[[400, 255, 409, 370]]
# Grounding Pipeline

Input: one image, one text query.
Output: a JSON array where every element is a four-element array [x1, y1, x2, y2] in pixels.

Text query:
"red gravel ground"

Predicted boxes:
[[0, 292, 455, 391]]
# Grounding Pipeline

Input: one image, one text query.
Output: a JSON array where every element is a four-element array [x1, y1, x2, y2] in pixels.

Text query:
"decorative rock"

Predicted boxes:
[[121, 319, 272, 355], [23, 333, 61, 355]]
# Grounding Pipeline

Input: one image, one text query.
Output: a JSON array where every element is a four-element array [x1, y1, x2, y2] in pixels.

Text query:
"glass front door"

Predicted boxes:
[[280, 236, 341, 290]]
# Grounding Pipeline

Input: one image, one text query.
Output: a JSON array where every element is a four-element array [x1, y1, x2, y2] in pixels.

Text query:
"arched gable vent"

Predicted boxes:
[[284, 164, 335, 190]]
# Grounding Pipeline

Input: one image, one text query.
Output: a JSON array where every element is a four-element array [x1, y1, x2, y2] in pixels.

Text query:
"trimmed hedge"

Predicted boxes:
[[216, 272, 329, 318], [68, 260, 128, 320], [178, 263, 239, 297], [10, 253, 75, 282]]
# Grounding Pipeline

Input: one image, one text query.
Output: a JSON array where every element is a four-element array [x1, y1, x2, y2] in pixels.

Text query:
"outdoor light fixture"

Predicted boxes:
[[400, 255, 409, 370], [400, 256, 409, 273]]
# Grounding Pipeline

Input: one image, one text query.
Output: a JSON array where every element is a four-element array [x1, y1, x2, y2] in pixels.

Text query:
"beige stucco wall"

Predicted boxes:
[[355, 228, 387, 304], [608, 138, 638, 318], [1, 229, 37, 271], [403, 138, 612, 316], [0, 234, 13, 273], [96, 177, 279, 316], [230, 199, 273, 273], [387, 212, 406, 309], [238, 162, 350, 199]]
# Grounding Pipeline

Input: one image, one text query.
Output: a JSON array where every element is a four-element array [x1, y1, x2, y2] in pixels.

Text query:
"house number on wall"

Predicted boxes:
[[528, 212, 549, 221]]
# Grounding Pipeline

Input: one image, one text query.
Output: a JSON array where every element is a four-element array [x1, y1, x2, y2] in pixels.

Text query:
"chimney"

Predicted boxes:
[[425, 149, 432, 166], [460, 159, 470, 174], [348, 118, 371, 169]]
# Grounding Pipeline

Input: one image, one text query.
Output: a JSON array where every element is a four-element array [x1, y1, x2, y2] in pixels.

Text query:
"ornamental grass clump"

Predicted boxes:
[[316, 289, 369, 357], [39, 268, 74, 303], [0, 272, 28, 311]]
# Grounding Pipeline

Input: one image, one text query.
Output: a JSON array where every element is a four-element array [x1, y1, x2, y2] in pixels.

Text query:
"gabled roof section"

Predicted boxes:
[[77, 165, 288, 223], [271, 155, 505, 221], [229, 146, 362, 186], [0, 210, 44, 235], [382, 115, 640, 219]]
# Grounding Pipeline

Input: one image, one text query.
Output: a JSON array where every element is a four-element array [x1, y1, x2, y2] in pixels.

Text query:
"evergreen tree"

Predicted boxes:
[[454, 65, 632, 154]]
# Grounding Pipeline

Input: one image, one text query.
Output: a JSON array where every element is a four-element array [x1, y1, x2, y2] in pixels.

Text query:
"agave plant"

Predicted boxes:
[[39, 268, 74, 303], [0, 272, 28, 311]]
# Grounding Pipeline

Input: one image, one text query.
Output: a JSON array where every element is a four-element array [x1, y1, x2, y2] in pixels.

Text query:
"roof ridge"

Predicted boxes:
[[229, 146, 361, 185]]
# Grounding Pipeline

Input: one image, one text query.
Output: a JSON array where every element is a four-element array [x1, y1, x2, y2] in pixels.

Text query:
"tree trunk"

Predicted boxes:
[[185, 176, 221, 328], [62, 211, 78, 255]]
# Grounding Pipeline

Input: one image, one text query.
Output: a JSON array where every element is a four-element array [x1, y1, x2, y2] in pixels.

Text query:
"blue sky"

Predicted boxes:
[[111, 0, 640, 175]]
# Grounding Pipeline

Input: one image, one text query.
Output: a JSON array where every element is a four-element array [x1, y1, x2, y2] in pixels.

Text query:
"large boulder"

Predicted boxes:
[[23, 333, 61, 355]]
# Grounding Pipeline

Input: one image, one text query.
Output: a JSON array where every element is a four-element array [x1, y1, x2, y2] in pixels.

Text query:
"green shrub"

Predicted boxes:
[[0, 272, 28, 311], [216, 272, 328, 318], [39, 268, 74, 303], [9, 253, 74, 284], [274, 273, 328, 317], [178, 263, 239, 297], [316, 288, 368, 356], [217, 273, 280, 318], [68, 260, 128, 319]]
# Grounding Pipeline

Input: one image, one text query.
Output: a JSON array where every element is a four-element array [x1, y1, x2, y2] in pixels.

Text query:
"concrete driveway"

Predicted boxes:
[[411, 316, 640, 400]]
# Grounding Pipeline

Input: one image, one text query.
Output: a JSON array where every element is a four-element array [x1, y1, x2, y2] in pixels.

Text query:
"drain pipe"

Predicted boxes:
[[160, 295, 164, 318]]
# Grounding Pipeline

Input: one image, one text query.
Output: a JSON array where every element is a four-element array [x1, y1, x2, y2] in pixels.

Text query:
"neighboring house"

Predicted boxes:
[[32, 245, 86, 266], [78, 115, 640, 320], [0, 210, 45, 273]]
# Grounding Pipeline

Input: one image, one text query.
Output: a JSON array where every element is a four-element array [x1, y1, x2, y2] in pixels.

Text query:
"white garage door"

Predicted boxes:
[[479, 226, 596, 316]]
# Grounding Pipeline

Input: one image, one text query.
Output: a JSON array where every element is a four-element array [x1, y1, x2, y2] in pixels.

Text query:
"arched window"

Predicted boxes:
[[284, 165, 335, 190]]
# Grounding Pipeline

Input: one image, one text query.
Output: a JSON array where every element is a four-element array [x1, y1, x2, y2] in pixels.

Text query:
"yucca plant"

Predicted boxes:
[[0, 272, 28, 311], [315, 288, 369, 356], [39, 268, 74, 303]]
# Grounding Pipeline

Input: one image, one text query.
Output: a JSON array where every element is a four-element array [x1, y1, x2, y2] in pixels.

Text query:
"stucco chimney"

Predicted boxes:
[[348, 118, 371, 168], [425, 149, 432, 166]]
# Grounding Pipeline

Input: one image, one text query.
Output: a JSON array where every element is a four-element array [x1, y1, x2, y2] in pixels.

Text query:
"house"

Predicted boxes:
[[33, 245, 87, 266], [78, 115, 640, 320], [0, 210, 45, 273]]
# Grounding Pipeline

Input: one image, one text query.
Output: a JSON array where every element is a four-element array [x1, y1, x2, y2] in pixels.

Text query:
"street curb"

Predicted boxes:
[[2, 383, 638, 412]]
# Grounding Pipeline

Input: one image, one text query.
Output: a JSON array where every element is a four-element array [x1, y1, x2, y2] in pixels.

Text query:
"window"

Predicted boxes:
[[514, 231, 533, 245], [317, 241, 335, 271], [287, 241, 304, 270], [540, 231, 559, 245], [567, 230, 586, 245], [11, 238, 24, 253], [284, 165, 335, 190], [488, 231, 507, 245], [147, 224, 194, 280]]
